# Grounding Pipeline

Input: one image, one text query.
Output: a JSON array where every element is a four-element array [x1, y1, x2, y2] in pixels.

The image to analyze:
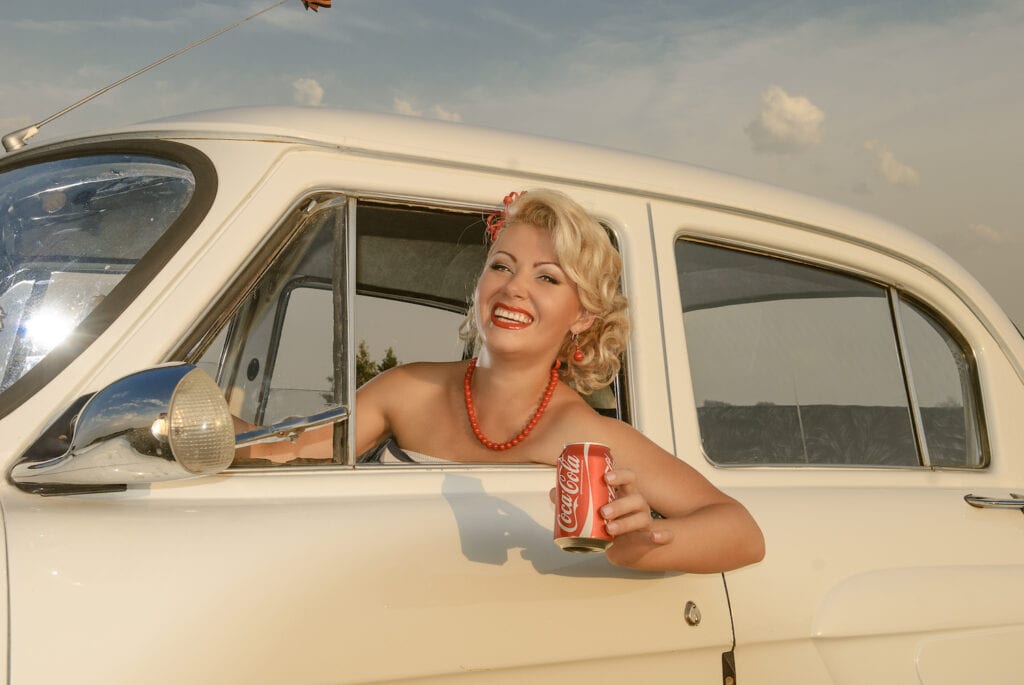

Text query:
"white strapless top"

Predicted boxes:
[[375, 440, 456, 464]]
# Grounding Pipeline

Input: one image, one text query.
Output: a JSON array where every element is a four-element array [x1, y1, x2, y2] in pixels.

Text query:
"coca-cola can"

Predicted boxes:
[[554, 442, 616, 553]]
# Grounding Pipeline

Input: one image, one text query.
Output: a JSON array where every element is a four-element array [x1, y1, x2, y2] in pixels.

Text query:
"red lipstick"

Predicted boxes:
[[490, 302, 534, 330]]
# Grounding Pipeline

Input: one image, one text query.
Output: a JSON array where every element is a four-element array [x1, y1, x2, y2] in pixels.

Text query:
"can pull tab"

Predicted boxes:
[[684, 600, 702, 626]]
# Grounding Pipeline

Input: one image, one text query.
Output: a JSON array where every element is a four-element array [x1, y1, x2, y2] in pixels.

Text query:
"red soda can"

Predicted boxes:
[[554, 442, 616, 553]]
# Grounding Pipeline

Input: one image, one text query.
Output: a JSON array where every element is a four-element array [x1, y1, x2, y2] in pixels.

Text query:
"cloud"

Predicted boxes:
[[745, 86, 825, 153], [430, 104, 463, 123], [393, 97, 419, 116], [864, 140, 919, 187], [392, 97, 462, 123], [292, 78, 324, 106], [967, 222, 1008, 245]]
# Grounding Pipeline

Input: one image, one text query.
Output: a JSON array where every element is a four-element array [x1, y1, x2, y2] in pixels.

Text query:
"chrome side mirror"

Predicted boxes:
[[11, 365, 234, 489]]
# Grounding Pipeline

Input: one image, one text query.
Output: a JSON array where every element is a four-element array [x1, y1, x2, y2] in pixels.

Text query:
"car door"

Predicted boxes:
[[651, 199, 1024, 684], [1, 145, 736, 684]]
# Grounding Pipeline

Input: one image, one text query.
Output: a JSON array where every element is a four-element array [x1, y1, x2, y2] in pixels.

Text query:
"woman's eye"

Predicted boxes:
[[489, 262, 511, 273], [538, 274, 560, 285]]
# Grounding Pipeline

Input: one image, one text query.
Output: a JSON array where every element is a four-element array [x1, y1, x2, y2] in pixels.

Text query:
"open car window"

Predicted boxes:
[[197, 196, 629, 468]]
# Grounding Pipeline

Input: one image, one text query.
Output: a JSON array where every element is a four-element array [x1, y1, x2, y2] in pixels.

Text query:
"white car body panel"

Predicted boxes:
[[1, 107, 1022, 683]]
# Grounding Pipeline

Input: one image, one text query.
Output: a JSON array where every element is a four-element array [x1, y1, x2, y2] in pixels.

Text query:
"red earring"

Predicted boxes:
[[572, 333, 584, 362]]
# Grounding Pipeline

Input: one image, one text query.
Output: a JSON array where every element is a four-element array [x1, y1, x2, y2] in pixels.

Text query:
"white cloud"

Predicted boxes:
[[968, 222, 1008, 245], [393, 97, 420, 116], [745, 86, 825, 153], [430, 104, 463, 123], [292, 77, 324, 106], [864, 140, 919, 187], [392, 98, 462, 123]]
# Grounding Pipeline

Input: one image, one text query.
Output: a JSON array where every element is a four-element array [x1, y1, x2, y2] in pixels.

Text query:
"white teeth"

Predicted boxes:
[[494, 306, 533, 324]]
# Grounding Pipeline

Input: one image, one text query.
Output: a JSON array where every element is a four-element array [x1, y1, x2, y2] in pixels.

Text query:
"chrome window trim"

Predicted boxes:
[[344, 197, 357, 464], [890, 289, 931, 467]]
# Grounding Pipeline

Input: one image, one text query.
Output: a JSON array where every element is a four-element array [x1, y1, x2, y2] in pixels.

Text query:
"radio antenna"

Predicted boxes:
[[2, 0, 328, 153]]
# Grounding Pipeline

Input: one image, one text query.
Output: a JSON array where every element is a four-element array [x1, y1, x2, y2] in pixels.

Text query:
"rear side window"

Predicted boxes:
[[676, 240, 984, 468]]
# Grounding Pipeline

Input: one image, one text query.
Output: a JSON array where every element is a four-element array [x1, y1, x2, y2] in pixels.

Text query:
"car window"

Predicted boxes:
[[197, 197, 487, 467], [676, 239, 985, 468], [0, 149, 211, 414], [353, 202, 485, 381], [197, 196, 632, 468], [898, 297, 984, 467]]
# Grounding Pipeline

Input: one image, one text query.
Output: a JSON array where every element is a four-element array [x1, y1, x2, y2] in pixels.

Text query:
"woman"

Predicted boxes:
[[356, 189, 764, 573]]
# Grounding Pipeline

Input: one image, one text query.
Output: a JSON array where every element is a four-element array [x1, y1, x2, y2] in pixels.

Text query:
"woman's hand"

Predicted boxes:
[[547, 418, 765, 572], [600, 468, 675, 566]]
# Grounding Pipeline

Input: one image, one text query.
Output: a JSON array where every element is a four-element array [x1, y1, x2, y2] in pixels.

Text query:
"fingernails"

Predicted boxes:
[[605, 521, 618, 535], [600, 505, 612, 518], [604, 472, 617, 484]]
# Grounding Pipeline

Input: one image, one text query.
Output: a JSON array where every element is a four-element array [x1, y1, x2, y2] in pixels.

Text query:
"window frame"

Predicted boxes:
[[180, 191, 634, 469], [676, 237, 989, 470]]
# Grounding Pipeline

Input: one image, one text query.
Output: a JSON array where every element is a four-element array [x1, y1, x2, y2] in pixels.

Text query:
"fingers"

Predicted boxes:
[[603, 467, 636, 491], [604, 509, 650, 537], [600, 468, 671, 545]]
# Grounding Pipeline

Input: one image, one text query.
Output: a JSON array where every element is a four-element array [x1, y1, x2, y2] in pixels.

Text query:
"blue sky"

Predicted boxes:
[[2, 0, 1022, 324]]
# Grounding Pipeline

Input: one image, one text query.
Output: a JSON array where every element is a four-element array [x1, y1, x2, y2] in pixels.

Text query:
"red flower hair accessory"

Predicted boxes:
[[484, 191, 525, 241]]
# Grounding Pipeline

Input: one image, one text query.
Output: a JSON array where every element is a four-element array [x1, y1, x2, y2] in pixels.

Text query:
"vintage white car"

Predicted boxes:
[[1, 107, 1022, 684]]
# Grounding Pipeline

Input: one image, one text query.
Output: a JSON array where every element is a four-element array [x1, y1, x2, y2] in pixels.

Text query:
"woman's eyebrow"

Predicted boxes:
[[492, 250, 517, 262]]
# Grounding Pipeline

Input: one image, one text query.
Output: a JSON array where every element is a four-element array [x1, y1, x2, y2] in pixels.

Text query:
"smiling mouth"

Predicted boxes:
[[491, 304, 534, 329]]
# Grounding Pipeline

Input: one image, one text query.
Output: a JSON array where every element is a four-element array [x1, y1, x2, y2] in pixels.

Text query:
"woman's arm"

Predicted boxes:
[[590, 417, 765, 573], [352, 366, 400, 455]]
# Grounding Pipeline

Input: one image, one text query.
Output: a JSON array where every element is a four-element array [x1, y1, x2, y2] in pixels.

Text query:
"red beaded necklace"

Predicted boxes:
[[463, 357, 560, 451]]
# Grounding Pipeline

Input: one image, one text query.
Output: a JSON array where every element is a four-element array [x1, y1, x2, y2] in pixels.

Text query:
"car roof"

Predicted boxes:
[[109, 106, 902, 243]]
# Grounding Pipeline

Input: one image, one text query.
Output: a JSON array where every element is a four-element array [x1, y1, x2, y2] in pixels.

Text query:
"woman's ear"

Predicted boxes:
[[571, 311, 596, 334]]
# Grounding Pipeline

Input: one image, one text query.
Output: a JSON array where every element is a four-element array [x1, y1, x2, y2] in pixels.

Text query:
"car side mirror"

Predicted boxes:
[[11, 364, 234, 493]]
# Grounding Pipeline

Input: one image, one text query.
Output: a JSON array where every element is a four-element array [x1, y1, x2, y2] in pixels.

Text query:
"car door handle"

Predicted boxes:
[[964, 493, 1024, 510]]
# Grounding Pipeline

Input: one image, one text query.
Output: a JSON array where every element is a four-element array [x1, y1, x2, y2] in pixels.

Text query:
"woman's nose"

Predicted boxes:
[[501, 272, 528, 299]]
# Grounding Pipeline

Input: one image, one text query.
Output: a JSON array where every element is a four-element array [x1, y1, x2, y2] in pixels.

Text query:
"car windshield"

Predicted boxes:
[[0, 153, 195, 396]]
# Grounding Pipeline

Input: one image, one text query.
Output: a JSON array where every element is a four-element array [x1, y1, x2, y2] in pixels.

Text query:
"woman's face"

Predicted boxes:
[[474, 222, 591, 362]]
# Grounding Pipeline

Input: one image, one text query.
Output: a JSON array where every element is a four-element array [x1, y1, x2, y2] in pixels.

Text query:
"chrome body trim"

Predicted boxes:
[[964, 493, 1024, 510]]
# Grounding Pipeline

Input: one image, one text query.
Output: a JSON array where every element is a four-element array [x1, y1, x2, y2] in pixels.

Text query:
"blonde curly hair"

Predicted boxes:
[[460, 189, 629, 395]]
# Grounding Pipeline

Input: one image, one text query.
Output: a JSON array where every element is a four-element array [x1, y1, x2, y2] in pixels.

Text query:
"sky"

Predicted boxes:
[[2, 0, 1022, 325]]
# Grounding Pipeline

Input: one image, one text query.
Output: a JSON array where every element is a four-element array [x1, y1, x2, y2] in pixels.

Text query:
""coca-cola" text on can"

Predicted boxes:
[[554, 442, 616, 553]]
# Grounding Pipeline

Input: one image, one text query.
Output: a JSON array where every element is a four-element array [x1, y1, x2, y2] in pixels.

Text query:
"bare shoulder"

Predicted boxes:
[[359, 360, 464, 395], [554, 405, 678, 469], [547, 392, 641, 446]]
